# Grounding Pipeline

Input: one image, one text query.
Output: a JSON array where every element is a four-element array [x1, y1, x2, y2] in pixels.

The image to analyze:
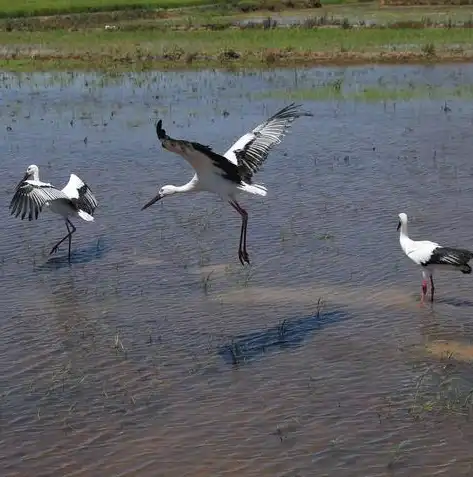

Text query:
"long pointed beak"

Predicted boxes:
[[141, 193, 163, 211], [396, 221, 401, 231]]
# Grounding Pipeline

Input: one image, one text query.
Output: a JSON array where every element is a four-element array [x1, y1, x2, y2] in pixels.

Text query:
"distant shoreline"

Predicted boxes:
[[1, 1, 473, 71]]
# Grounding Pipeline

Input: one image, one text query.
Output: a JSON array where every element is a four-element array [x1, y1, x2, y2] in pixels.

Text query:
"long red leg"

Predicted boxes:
[[421, 279, 428, 305]]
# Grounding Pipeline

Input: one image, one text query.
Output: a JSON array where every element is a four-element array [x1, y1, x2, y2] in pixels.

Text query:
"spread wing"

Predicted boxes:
[[9, 180, 71, 221], [223, 103, 313, 183], [62, 173, 98, 216], [155, 120, 242, 184]]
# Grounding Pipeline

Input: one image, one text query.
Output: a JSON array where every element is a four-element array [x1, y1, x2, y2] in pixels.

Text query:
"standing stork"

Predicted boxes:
[[142, 103, 312, 265], [397, 212, 473, 303], [9, 164, 98, 262]]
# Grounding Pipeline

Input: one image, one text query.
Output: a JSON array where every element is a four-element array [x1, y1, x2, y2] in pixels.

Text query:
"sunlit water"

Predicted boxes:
[[2, 65, 473, 476]]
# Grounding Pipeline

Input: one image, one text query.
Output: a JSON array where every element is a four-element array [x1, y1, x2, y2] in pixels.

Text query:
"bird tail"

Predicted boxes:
[[239, 182, 267, 197], [460, 263, 472, 274], [77, 209, 94, 222]]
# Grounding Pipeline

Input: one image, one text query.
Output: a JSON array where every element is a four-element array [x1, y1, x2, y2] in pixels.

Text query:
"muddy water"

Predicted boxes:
[[2, 65, 473, 476]]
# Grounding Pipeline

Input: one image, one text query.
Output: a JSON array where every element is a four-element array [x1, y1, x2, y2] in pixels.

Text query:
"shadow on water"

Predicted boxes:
[[33, 237, 110, 272], [434, 297, 473, 308], [217, 308, 351, 367]]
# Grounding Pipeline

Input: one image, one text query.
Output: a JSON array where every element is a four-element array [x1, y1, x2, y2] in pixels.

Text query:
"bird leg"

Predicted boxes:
[[420, 279, 428, 305], [229, 201, 250, 266], [50, 219, 76, 262], [67, 220, 76, 262], [430, 275, 435, 303]]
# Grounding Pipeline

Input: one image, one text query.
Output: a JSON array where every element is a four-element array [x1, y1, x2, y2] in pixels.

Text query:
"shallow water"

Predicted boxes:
[[2, 65, 473, 476]]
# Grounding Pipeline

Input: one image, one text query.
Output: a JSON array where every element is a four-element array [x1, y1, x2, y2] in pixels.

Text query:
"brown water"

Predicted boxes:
[[2, 65, 473, 476]]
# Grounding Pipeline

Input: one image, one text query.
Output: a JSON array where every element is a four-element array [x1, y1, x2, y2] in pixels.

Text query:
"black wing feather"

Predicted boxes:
[[226, 103, 313, 183], [424, 246, 473, 272], [9, 182, 71, 221], [72, 183, 98, 216], [192, 142, 241, 184], [154, 119, 243, 184], [156, 119, 167, 140]]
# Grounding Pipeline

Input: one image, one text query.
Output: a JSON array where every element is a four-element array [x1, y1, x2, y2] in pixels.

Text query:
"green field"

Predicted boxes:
[[0, 0, 221, 17], [0, 26, 472, 71], [1, 24, 472, 52], [1, 25, 470, 51], [1, 0, 473, 71]]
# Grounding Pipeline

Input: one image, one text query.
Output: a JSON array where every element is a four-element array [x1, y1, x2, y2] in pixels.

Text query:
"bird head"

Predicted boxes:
[[16, 164, 39, 189], [141, 185, 176, 210], [397, 212, 408, 231], [25, 164, 39, 180]]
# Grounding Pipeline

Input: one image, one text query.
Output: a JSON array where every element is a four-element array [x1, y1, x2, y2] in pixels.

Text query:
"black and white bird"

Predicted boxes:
[[10, 164, 98, 262], [142, 103, 312, 265], [397, 212, 473, 303]]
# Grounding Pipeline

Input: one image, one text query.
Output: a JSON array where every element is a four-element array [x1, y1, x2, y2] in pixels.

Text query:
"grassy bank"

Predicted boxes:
[[0, 26, 472, 71], [0, 0, 324, 18], [1, 1, 473, 71], [0, 0, 222, 18]]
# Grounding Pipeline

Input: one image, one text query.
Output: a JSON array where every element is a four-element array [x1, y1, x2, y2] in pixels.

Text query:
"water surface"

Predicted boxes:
[[2, 65, 473, 476]]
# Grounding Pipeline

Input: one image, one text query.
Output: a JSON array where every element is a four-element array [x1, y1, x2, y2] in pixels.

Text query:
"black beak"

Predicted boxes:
[[141, 192, 163, 211], [396, 221, 401, 231]]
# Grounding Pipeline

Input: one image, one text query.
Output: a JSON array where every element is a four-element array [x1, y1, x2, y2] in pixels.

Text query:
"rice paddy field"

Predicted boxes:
[[1, 0, 473, 69], [3, 0, 473, 475], [0, 0, 221, 17], [2, 64, 473, 476]]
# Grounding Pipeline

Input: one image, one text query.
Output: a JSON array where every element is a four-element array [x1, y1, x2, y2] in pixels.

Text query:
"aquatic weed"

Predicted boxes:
[[201, 271, 213, 294], [421, 42, 436, 57]]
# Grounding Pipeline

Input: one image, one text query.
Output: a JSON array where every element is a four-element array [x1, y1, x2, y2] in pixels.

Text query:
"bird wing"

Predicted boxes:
[[404, 240, 439, 265], [155, 120, 242, 184], [9, 179, 71, 221], [406, 240, 440, 265], [223, 103, 313, 182], [62, 173, 98, 216], [423, 246, 473, 267]]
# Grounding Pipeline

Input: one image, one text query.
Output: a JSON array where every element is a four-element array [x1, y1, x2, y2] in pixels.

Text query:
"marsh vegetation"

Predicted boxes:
[[1, 0, 473, 69]]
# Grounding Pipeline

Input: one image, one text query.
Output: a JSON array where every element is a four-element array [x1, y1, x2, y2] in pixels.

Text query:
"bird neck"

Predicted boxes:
[[173, 176, 199, 194], [173, 180, 197, 194], [399, 222, 408, 237], [399, 223, 413, 250]]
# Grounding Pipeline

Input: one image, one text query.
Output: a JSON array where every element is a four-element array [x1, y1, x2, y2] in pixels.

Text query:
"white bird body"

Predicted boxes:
[[10, 164, 98, 261], [46, 198, 94, 222], [143, 103, 312, 265], [400, 236, 438, 267], [397, 212, 473, 303]]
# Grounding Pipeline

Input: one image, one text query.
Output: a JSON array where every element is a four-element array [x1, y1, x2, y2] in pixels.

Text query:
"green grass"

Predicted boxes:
[[254, 83, 473, 102], [1, 26, 471, 51], [0, 0, 330, 18], [0, 0, 221, 18], [3, 1, 473, 32], [0, 26, 472, 71], [290, 3, 473, 24]]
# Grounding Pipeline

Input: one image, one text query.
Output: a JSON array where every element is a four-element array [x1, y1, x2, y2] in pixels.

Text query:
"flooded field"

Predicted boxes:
[[2, 65, 473, 476]]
